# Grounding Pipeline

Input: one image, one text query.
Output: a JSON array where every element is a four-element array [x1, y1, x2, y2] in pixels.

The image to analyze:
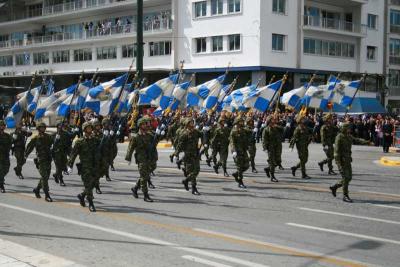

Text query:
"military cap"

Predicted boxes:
[[0, 120, 5, 127], [102, 118, 111, 126], [82, 122, 92, 131], [137, 117, 147, 126], [218, 117, 226, 123], [323, 114, 333, 122], [341, 123, 351, 131], [36, 122, 47, 128]]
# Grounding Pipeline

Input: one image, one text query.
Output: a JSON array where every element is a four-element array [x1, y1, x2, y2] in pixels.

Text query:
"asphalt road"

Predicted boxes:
[[0, 141, 399, 267]]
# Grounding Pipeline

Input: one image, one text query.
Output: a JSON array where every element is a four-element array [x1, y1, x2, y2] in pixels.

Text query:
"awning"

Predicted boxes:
[[321, 94, 387, 114]]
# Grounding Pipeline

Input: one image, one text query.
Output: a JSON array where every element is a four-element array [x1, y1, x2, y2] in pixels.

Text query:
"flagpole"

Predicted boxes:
[[113, 59, 135, 116], [344, 73, 367, 116], [327, 73, 341, 114], [271, 72, 288, 113], [64, 71, 84, 124], [23, 72, 37, 127], [76, 68, 99, 127]]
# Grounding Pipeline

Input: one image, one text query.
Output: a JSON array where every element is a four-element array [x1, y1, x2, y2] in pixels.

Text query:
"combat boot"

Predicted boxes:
[[131, 185, 139, 198], [329, 184, 339, 197], [302, 174, 311, 180], [343, 194, 353, 203], [33, 187, 41, 198], [87, 198, 96, 212], [19, 174, 24, 180], [206, 158, 212, 167], [13, 167, 19, 177], [148, 180, 155, 189], [270, 173, 279, 183], [223, 167, 229, 177], [143, 192, 154, 202], [53, 174, 59, 184], [318, 162, 324, 172], [105, 174, 112, 182], [44, 191, 53, 202], [0, 184, 5, 193], [77, 194, 86, 207], [182, 179, 189, 191], [251, 164, 258, 173], [95, 185, 102, 194], [169, 154, 174, 163], [110, 164, 115, 171], [232, 172, 239, 183], [238, 180, 247, 189], [213, 164, 219, 174], [59, 177, 66, 187], [328, 169, 336, 175], [192, 185, 201, 195], [278, 164, 284, 170], [291, 166, 297, 177], [264, 167, 271, 178]]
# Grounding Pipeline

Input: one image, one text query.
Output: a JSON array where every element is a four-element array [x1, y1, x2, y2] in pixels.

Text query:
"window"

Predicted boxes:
[[211, 0, 223, 15], [273, 0, 286, 14], [228, 34, 241, 51], [367, 46, 376, 61], [212, 36, 223, 52], [122, 44, 137, 58], [97, 46, 117, 60], [52, 50, 70, 63], [389, 69, 400, 87], [194, 1, 207, 18], [73, 48, 92, 62], [272, 34, 285, 51], [149, 41, 171, 56], [0, 55, 12, 67], [16, 53, 30, 66], [303, 38, 355, 58], [33, 52, 49, 65], [367, 14, 377, 29], [228, 0, 241, 13], [196, 38, 207, 53]]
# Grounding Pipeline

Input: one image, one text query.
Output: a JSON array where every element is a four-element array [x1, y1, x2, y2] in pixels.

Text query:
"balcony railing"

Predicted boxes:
[[390, 24, 400, 35], [390, 0, 400, 6], [303, 15, 367, 35], [0, 20, 171, 49]]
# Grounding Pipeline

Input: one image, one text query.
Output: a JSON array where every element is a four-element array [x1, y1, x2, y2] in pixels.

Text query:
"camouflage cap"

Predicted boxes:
[[102, 118, 111, 126], [82, 122, 92, 131], [0, 120, 5, 127], [36, 122, 47, 128], [341, 123, 351, 132], [137, 117, 147, 127]]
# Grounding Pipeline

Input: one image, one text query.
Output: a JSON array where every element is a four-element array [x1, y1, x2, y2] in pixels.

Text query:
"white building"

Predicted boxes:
[[0, 0, 386, 106]]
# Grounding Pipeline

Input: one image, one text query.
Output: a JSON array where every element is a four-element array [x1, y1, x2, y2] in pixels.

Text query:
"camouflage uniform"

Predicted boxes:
[[246, 118, 258, 173], [230, 118, 250, 188], [210, 118, 231, 176], [318, 116, 338, 174], [0, 120, 12, 192], [290, 122, 312, 179], [52, 123, 71, 186], [12, 126, 31, 179], [263, 120, 284, 182]]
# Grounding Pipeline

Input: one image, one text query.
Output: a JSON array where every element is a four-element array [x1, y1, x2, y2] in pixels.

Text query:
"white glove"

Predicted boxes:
[[55, 134, 60, 140], [204, 144, 208, 148], [195, 125, 199, 130], [12, 134, 17, 140], [232, 152, 237, 159], [161, 130, 165, 136], [203, 126, 210, 132], [156, 128, 161, 135], [67, 166, 73, 174], [253, 128, 259, 133], [21, 126, 27, 131], [178, 152, 185, 160], [116, 131, 121, 136], [161, 124, 166, 129], [27, 128, 32, 134], [261, 123, 266, 128], [214, 121, 217, 125], [103, 130, 109, 136], [224, 123, 228, 127], [74, 127, 80, 133], [110, 130, 114, 136]]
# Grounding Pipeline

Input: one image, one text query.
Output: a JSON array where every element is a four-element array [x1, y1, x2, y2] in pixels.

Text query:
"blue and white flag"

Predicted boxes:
[[301, 85, 332, 109], [139, 74, 179, 106], [281, 85, 307, 109], [187, 75, 226, 108], [170, 81, 191, 111], [116, 83, 133, 113], [46, 78, 55, 96], [243, 80, 282, 112], [85, 74, 128, 116], [27, 84, 45, 114], [222, 85, 257, 112], [331, 79, 362, 108], [5, 87, 39, 128], [216, 84, 232, 112]]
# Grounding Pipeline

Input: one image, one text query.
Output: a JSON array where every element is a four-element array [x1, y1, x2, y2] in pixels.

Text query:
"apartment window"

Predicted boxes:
[[122, 44, 137, 58], [228, 34, 241, 51], [0, 55, 12, 67], [196, 38, 207, 53], [367, 14, 377, 29], [16, 53, 30, 66], [33, 52, 49, 65], [390, 38, 400, 64], [272, 34, 285, 51], [97, 46, 117, 60], [389, 69, 400, 87], [211, 0, 223, 15], [73, 48, 92, 62], [273, 0, 286, 14], [194, 1, 207, 18], [367, 46, 376, 61], [212, 36, 223, 52], [52, 50, 70, 63], [303, 38, 355, 58], [149, 41, 171, 56], [228, 0, 241, 13]]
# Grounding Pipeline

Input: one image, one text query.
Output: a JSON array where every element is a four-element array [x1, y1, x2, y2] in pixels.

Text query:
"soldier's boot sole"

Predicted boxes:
[[182, 180, 189, 191], [329, 185, 337, 197], [19, 174, 24, 180], [105, 175, 112, 182], [328, 170, 337, 175], [131, 186, 139, 198], [270, 173, 279, 183], [0, 185, 5, 193], [291, 167, 297, 177], [302, 175, 311, 180], [33, 188, 41, 199], [143, 193, 154, 202], [95, 186, 102, 194], [238, 180, 247, 189], [87, 199, 96, 212], [44, 192, 53, 203], [77, 194, 86, 207], [53, 174, 59, 184], [213, 165, 219, 174], [318, 162, 324, 172], [59, 177, 66, 187], [264, 167, 270, 178]]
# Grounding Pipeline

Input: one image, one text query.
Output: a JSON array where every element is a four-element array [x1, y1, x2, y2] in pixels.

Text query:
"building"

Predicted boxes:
[[0, 0, 386, 107]]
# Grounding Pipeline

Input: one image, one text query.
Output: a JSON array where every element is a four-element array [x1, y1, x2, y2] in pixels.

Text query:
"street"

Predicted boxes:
[[0, 142, 399, 267]]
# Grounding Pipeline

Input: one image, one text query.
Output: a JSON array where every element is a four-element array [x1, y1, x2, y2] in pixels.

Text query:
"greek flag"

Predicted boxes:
[[222, 85, 257, 112], [116, 83, 133, 113], [170, 81, 191, 111], [301, 84, 332, 109], [85, 74, 128, 116], [187, 75, 226, 108], [243, 80, 282, 112], [27, 84, 45, 114], [281, 84, 307, 109], [216, 84, 232, 112], [139, 74, 179, 106], [5, 87, 39, 128], [46, 78, 55, 96], [331, 79, 362, 108]]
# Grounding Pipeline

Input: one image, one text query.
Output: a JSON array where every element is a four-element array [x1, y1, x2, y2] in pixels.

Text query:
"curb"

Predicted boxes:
[[379, 157, 400, 167]]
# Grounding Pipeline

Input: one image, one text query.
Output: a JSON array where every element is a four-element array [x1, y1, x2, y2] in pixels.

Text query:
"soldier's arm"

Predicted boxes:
[[352, 136, 371, 146], [68, 140, 81, 167], [125, 135, 137, 162], [24, 136, 36, 158], [320, 126, 326, 146], [229, 131, 237, 153], [262, 128, 269, 150], [289, 128, 298, 149]]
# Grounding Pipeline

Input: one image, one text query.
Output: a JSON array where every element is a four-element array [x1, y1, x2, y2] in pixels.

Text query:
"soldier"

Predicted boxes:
[[210, 117, 230, 176], [246, 117, 258, 173], [318, 114, 337, 175], [125, 117, 160, 201], [175, 118, 202, 195], [101, 118, 114, 181], [68, 122, 97, 212], [329, 123, 371, 202], [230, 117, 250, 188], [25, 122, 54, 202], [263, 115, 284, 183], [0, 120, 12, 193], [12, 124, 31, 179], [290, 118, 312, 179], [52, 122, 71, 186]]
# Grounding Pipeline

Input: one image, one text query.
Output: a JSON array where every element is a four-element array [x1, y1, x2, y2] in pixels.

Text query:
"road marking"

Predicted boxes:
[[287, 223, 400, 246], [299, 207, 400, 225], [182, 255, 233, 267], [0, 203, 267, 267], [357, 190, 400, 198], [372, 204, 400, 210], [0, 238, 84, 267]]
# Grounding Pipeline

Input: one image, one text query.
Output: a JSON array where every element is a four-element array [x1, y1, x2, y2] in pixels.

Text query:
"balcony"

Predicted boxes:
[[303, 15, 367, 37]]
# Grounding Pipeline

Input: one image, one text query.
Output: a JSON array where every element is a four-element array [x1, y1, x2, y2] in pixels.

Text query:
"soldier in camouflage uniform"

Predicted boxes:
[[125, 117, 161, 202], [12, 124, 31, 179], [318, 114, 337, 175], [68, 122, 97, 211], [175, 118, 202, 195], [329, 123, 371, 202], [91, 120, 107, 194], [168, 115, 181, 162], [290, 118, 312, 179], [263, 116, 283, 183], [25, 122, 54, 202], [210, 117, 231, 176], [246, 118, 258, 173], [230, 117, 250, 188], [0, 120, 12, 193], [52, 122, 71, 186]]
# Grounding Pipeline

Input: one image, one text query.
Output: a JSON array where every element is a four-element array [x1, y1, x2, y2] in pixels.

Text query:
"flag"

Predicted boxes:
[[216, 84, 232, 112], [170, 81, 191, 111], [243, 80, 282, 112], [55, 80, 93, 118], [27, 84, 45, 114], [222, 85, 257, 112], [46, 78, 55, 96], [5, 87, 39, 128], [331, 79, 362, 108], [301, 84, 332, 109], [85, 74, 128, 116], [281, 85, 307, 109], [187, 75, 225, 108], [116, 83, 133, 113], [139, 74, 179, 105]]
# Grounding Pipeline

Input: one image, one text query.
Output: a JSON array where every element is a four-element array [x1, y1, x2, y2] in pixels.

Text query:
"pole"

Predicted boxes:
[[64, 71, 84, 124], [273, 72, 289, 113], [136, 0, 144, 79], [345, 74, 367, 116]]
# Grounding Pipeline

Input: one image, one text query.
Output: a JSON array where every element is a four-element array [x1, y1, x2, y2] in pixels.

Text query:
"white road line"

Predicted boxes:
[[299, 207, 400, 225], [0, 203, 268, 267], [182, 255, 233, 267], [358, 190, 400, 198], [372, 204, 400, 210], [287, 223, 400, 246]]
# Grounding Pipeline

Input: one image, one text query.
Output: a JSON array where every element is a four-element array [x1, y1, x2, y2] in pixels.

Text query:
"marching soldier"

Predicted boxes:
[[246, 117, 258, 173], [318, 114, 337, 175], [210, 117, 230, 176], [263, 115, 283, 183], [25, 122, 54, 202], [52, 122, 71, 186], [290, 118, 312, 179], [329, 123, 371, 202], [68, 122, 97, 212], [0, 120, 12, 193], [12, 124, 31, 179], [230, 117, 250, 188]]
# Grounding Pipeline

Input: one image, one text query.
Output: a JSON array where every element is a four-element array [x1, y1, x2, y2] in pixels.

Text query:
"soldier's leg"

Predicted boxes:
[[38, 162, 52, 201], [237, 155, 250, 187], [14, 150, 25, 177], [81, 171, 96, 211], [220, 147, 229, 176], [300, 149, 309, 178], [249, 146, 257, 172], [0, 160, 10, 191], [341, 163, 352, 197], [327, 146, 335, 173], [138, 163, 150, 194]]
